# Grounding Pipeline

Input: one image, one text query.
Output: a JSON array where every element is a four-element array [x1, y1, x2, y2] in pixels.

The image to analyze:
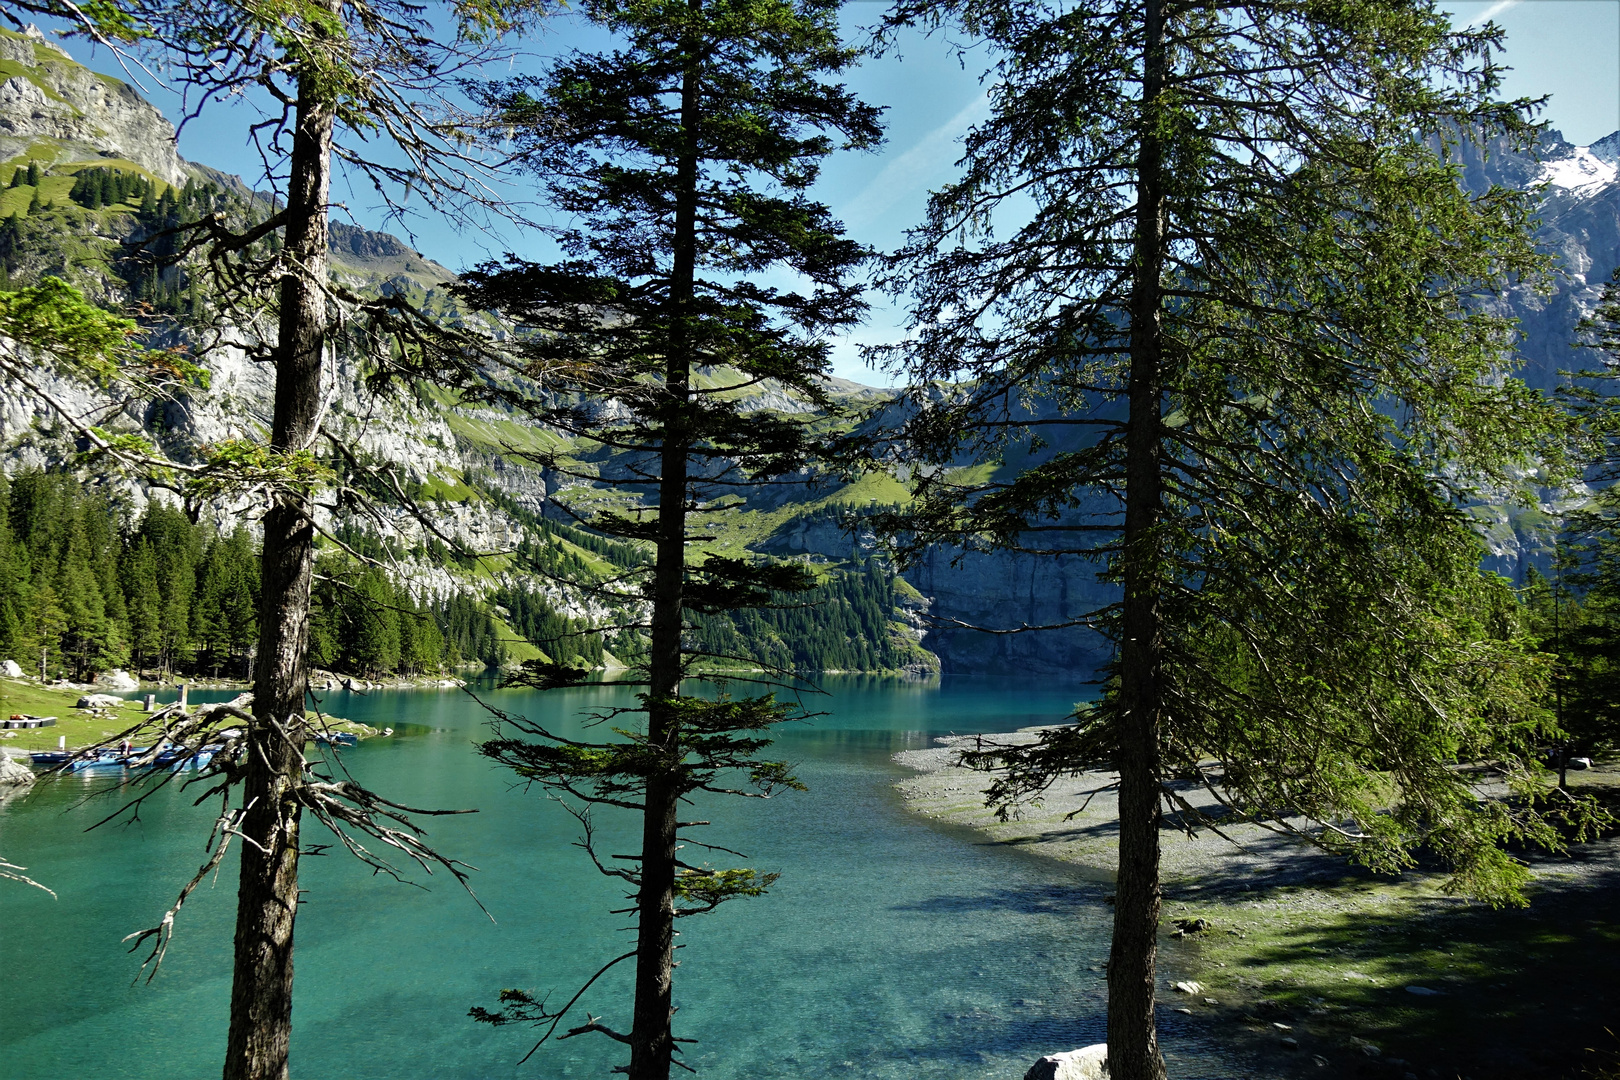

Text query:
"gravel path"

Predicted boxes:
[[895, 728, 1620, 890], [894, 728, 1620, 1080]]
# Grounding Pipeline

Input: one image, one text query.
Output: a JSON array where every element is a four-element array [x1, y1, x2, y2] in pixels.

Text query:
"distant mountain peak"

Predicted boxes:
[[1537, 142, 1618, 196], [1587, 130, 1620, 166]]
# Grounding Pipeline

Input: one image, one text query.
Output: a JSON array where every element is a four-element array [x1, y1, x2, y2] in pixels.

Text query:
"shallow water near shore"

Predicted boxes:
[[1, 676, 1229, 1079]]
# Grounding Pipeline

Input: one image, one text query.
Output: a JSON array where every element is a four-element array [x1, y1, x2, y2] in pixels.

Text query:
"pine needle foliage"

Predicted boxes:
[[441, 2, 881, 1076], [873, 2, 1583, 1076]]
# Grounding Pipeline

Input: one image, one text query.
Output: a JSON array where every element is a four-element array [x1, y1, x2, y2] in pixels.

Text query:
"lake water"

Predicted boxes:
[[1, 676, 1229, 1079]]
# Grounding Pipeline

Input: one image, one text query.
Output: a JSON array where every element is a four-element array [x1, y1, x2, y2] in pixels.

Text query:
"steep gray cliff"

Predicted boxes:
[[0, 26, 186, 184]]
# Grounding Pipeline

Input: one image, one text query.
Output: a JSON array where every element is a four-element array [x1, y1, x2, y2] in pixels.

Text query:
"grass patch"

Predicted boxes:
[[414, 472, 478, 503], [811, 470, 913, 508], [0, 156, 172, 219], [694, 471, 913, 560], [0, 678, 146, 751], [0, 174, 76, 218], [1161, 859, 1620, 1078], [447, 410, 568, 457], [489, 614, 546, 665]]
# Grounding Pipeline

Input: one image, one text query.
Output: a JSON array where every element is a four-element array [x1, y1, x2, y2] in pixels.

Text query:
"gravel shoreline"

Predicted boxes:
[[893, 728, 1620, 1080], [894, 729, 1368, 893]]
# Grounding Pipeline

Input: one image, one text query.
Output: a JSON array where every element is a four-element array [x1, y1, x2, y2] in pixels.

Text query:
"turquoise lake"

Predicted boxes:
[[1, 676, 1229, 1079]]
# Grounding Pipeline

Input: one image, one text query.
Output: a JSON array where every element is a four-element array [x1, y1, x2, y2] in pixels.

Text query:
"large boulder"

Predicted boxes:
[[1, 659, 21, 678], [1025, 1045, 1108, 1080], [95, 669, 139, 691], [76, 693, 122, 709], [0, 752, 35, 786]]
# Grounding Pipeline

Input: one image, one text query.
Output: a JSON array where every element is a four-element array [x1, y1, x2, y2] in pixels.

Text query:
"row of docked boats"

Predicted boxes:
[[28, 728, 358, 772], [29, 745, 218, 772]]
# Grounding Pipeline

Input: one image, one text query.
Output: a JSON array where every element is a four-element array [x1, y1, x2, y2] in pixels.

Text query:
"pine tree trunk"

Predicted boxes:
[[627, 340, 688, 1080], [222, 55, 335, 1080], [627, 7, 700, 1077], [1108, 1, 1168, 1078]]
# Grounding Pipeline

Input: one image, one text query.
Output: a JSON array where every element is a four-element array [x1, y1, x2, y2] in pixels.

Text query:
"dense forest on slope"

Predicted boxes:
[[691, 562, 921, 673], [0, 471, 514, 680], [0, 469, 929, 680]]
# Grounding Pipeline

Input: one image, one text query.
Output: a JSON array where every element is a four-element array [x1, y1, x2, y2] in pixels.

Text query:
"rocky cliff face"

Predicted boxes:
[[900, 547, 1109, 676], [1447, 129, 1620, 577], [758, 510, 1110, 675], [0, 27, 187, 185], [1462, 130, 1620, 395], [0, 34, 531, 591]]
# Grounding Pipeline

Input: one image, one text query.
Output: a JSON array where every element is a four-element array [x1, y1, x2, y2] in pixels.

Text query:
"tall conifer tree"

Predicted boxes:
[[433, 3, 881, 1076], [878, 3, 1584, 1076], [23, 2, 552, 1076]]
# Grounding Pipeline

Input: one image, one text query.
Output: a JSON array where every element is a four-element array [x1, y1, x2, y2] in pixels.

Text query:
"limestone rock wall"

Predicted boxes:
[[0, 27, 187, 184]]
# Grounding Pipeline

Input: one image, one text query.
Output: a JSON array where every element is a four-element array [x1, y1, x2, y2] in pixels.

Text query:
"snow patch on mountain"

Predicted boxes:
[[1537, 144, 1618, 196]]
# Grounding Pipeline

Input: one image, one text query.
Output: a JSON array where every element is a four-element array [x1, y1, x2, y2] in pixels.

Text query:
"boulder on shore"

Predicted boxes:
[[1025, 1045, 1108, 1080], [76, 693, 123, 709], [1, 659, 22, 678], [0, 752, 35, 786], [95, 669, 139, 691]]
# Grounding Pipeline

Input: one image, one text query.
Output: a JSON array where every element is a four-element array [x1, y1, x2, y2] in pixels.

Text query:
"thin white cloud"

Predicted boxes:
[[1463, 0, 1523, 27], [841, 93, 992, 229]]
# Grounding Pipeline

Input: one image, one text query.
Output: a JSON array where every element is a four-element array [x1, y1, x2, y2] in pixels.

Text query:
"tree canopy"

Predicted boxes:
[[874, 1, 1586, 1076]]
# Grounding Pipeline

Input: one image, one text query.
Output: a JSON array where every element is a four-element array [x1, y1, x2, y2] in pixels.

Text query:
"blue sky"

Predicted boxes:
[[50, 1, 1620, 383]]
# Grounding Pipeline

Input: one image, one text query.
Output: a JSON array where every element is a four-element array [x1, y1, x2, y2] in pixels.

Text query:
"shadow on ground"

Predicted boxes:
[[1170, 860, 1620, 1080]]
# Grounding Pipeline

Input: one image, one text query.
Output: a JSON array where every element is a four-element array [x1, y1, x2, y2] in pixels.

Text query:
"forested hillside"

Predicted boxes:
[[0, 27, 935, 682], [0, 468, 932, 680], [0, 471, 511, 679]]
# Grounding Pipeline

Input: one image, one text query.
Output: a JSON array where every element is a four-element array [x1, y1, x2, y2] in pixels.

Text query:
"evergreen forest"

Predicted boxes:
[[0, 471, 923, 681]]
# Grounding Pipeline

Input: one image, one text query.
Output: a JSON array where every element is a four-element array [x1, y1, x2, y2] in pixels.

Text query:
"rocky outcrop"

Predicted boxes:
[[0, 751, 36, 786], [901, 546, 1110, 676], [94, 668, 139, 691], [0, 26, 186, 184]]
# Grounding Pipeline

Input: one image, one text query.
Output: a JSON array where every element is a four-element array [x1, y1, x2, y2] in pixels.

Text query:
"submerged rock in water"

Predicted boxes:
[[1024, 1044, 1108, 1080]]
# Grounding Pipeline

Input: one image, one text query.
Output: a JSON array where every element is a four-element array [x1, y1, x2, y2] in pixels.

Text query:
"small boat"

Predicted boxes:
[[152, 746, 216, 771], [68, 752, 134, 772]]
